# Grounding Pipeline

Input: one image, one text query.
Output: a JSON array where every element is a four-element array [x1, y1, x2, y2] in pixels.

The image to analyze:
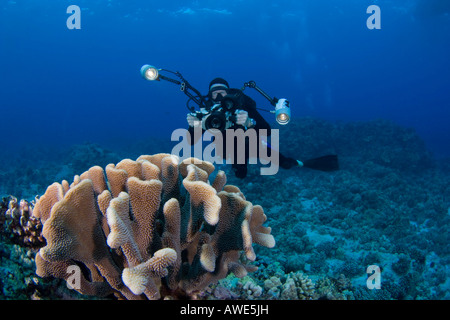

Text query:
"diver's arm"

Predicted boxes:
[[242, 94, 272, 135], [246, 107, 272, 136], [252, 111, 271, 134]]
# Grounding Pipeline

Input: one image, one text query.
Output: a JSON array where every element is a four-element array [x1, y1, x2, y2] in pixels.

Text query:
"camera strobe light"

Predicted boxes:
[[275, 98, 291, 125], [140, 64, 160, 81]]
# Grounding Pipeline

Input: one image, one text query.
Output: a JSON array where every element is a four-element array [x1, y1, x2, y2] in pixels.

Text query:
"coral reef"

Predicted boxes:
[[204, 265, 354, 300], [32, 154, 275, 299], [1, 117, 449, 300], [1, 198, 85, 300], [231, 118, 449, 300], [66, 142, 122, 175], [279, 117, 434, 172], [1, 196, 45, 248]]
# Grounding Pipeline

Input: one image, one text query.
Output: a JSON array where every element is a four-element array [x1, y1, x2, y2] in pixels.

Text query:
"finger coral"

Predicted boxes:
[[32, 154, 275, 299]]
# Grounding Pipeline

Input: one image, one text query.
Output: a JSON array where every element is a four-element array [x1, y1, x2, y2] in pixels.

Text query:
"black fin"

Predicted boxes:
[[302, 155, 339, 171]]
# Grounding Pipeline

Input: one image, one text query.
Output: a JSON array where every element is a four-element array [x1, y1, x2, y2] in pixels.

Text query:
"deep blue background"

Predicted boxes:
[[1, 0, 449, 157]]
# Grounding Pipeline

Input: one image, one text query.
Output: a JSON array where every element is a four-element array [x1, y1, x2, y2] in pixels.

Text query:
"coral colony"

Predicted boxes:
[[31, 154, 275, 299]]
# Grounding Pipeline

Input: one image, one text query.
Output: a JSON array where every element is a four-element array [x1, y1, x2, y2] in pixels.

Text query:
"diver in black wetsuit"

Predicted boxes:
[[186, 78, 300, 178], [139, 65, 338, 177]]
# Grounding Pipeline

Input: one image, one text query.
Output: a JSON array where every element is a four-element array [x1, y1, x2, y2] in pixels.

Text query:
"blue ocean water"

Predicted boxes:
[[1, 0, 450, 301], [1, 0, 449, 157]]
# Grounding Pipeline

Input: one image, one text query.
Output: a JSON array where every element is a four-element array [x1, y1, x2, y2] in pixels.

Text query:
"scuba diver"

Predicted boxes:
[[140, 65, 339, 178], [186, 78, 300, 178]]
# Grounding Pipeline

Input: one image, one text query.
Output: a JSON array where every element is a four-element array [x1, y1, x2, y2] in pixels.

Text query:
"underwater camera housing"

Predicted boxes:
[[194, 93, 244, 131]]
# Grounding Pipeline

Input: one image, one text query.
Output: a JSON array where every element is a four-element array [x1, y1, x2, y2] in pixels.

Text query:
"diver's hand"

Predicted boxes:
[[235, 110, 255, 128], [187, 113, 201, 128], [235, 110, 249, 126]]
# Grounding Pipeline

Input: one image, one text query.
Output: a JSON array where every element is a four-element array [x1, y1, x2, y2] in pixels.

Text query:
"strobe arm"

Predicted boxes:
[[141, 65, 206, 110], [243, 81, 279, 106], [175, 72, 206, 109], [242, 80, 291, 125], [158, 74, 181, 85]]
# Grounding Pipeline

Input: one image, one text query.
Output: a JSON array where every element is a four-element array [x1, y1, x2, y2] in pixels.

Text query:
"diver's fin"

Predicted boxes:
[[300, 155, 339, 172]]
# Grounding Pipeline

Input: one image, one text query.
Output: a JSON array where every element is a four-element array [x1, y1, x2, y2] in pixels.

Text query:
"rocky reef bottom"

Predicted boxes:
[[1, 118, 449, 300]]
